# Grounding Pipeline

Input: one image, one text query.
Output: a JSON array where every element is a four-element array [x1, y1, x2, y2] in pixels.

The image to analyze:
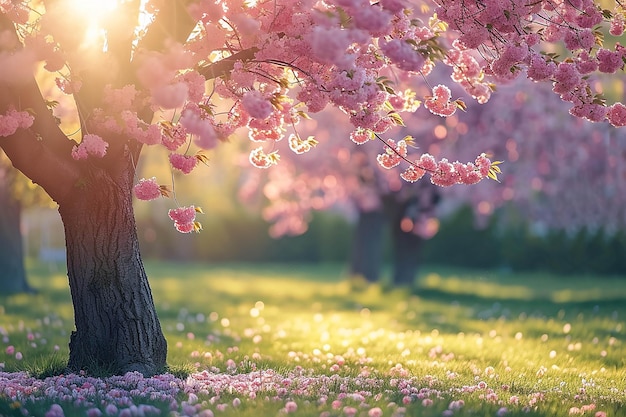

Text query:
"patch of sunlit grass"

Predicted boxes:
[[0, 260, 624, 416]]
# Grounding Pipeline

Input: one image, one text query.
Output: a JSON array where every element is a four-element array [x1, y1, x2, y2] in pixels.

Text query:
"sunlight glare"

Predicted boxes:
[[65, 0, 121, 51], [71, 0, 119, 19]]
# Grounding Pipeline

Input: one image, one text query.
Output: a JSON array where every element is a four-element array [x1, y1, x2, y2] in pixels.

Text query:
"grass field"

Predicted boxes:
[[0, 260, 625, 417]]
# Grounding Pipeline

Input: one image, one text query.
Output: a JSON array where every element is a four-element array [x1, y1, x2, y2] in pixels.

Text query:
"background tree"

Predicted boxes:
[[239, 70, 626, 283], [0, 153, 33, 294], [238, 112, 443, 286], [1, 0, 625, 375]]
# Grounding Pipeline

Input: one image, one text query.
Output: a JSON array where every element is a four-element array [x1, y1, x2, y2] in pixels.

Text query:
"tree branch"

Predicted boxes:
[[0, 14, 79, 202], [139, 0, 197, 52], [0, 81, 79, 203], [197, 47, 260, 80]]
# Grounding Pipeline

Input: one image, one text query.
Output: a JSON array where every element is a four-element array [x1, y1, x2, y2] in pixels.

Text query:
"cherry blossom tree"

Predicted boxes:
[[238, 111, 443, 286], [240, 67, 626, 284], [1, 0, 625, 375], [435, 78, 626, 236]]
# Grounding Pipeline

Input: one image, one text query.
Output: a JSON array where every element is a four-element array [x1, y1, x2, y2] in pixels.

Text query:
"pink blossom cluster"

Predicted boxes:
[[288, 134, 318, 155], [9, 0, 626, 235], [133, 177, 162, 201], [424, 85, 457, 117], [241, 90, 273, 120], [168, 206, 198, 233], [0, 108, 34, 137], [376, 139, 408, 169], [71, 134, 109, 160], [433, 0, 626, 125], [444, 44, 491, 104], [249, 147, 279, 169], [169, 153, 198, 174], [399, 153, 492, 186], [375, 133, 493, 186]]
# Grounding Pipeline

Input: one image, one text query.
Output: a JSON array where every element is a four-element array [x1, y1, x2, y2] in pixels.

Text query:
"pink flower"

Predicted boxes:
[[307, 26, 354, 68], [151, 82, 188, 109], [607, 103, 626, 126], [597, 48, 624, 73], [376, 139, 407, 169], [133, 177, 162, 201], [350, 128, 371, 145], [552, 62, 582, 95], [400, 164, 426, 183], [168, 206, 197, 233], [424, 85, 457, 117], [288, 134, 317, 154], [86, 408, 102, 417], [103, 84, 137, 111], [343, 406, 358, 417], [161, 123, 188, 151], [368, 407, 383, 417], [249, 147, 279, 168], [180, 105, 218, 149], [45, 404, 64, 417], [285, 401, 298, 413], [135, 124, 163, 146], [564, 28, 595, 51], [71, 134, 109, 160], [0, 108, 34, 137], [418, 153, 438, 172], [381, 38, 424, 72], [527, 54, 557, 81], [449, 399, 465, 410], [242, 90, 273, 119], [352, 7, 392, 35], [169, 153, 198, 174], [610, 14, 625, 36], [5, 345, 15, 355]]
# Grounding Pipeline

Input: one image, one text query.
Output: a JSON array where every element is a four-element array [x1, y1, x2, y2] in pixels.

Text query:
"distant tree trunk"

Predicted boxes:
[[0, 164, 33, 295], [384, 196, 422, 286], [349, 209, 386, 282], [58, 167, 167, 376]]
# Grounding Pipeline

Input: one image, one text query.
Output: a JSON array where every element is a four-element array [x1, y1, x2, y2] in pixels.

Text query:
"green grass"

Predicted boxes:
[[0, 260, 625, 416]]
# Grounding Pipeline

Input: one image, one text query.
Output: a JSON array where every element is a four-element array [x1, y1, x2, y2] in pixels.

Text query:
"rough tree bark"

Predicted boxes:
[[58, 163, 167, 375]]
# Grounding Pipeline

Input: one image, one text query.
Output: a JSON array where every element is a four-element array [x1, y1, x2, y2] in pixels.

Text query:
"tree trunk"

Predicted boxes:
[[385, 197, 423, 286], [58, 169, 167, 376], [349, 209, 386, 282], [390, 230, 422, 286], [0, 169, 33, 294]]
